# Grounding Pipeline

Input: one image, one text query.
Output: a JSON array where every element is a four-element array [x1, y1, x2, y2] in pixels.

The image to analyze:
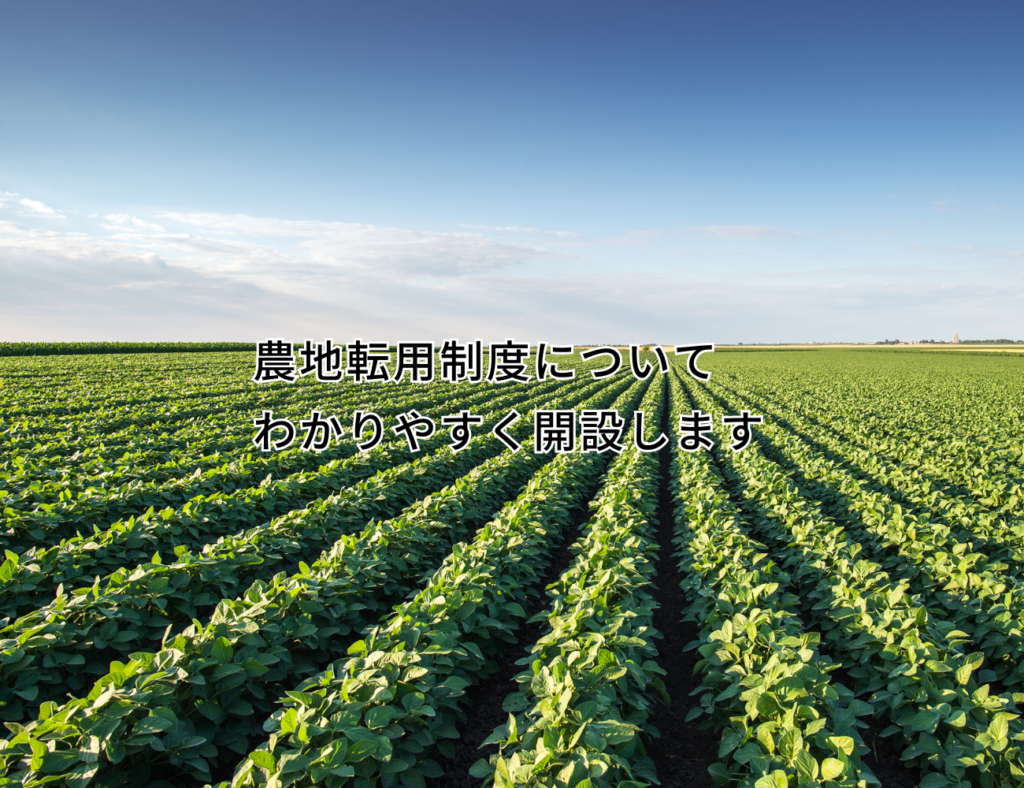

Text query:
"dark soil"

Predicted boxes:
[[854, 717, 923, 788], [823, 664, 922, 788], [643, 383, 718, 788], [425, 458, 610, 788]]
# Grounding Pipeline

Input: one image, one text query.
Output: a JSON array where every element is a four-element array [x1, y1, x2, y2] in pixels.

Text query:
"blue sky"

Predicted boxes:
[[2, 0, 1022, 342]]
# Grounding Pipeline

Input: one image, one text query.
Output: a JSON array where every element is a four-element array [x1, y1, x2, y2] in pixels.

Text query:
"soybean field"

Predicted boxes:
[[1, 347, 1024, 788]]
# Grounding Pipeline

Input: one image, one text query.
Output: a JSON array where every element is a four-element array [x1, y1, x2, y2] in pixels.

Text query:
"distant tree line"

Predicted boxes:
[[0, 342, 256, 357], [875, 339, 1022, 345]]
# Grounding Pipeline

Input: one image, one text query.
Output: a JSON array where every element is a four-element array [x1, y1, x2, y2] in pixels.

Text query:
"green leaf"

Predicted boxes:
[[779, 728, 803, 760], [439, 676, 470, 692], [733, 742, 763, 765], [402, 767, 426, 788], [755, 692, 780, 717], [348, 640, 367, 655], [502, 693, 530, 713], [29, 738, 47, 771], [419, 760, 445, 778], [754, 772, 787, 788], [133, 716, 174, 735], [820, 757, 844, 781], [41, 752, 81, 774], [14, 685, 39, 702], [250, 751, 275, 770], [911, 710, 940, 733], [212, 634, 234, 659], [346, 740, 377, 761], [380, 757, 410, 775], [280, 708, 299, 734], [242, 658, 270, 677], [366, 706, 396, 729], [469, 759, 494, 778], [827, 735, 855, 757], [67, 762, 99, 788]]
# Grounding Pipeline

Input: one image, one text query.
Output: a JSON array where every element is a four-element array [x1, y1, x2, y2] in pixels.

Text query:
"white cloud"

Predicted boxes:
[[158, 212, 331, 237], [154, 211, 565, 279], [19, 198, 61, 217], [1, 206, 1021, 343], [103, 213, 167, 233], [0, 210, 578, 340]]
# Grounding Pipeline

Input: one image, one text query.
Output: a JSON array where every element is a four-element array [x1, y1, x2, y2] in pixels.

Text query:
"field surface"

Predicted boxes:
[[1, 348, 1023, 788]]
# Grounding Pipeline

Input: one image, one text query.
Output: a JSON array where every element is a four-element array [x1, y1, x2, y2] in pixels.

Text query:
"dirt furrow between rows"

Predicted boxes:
[[424, 463, 611, 788]]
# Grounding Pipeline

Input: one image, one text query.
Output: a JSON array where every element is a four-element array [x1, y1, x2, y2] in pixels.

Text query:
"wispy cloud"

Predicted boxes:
[[151, 212, 565, 278], [932, 200, 960, 212], [103, 213, 167, 233], [157, 212, 331, 237], [0, 209, 574, 335], [1, 203, 1021, 343], [19, 198, 62, 217]]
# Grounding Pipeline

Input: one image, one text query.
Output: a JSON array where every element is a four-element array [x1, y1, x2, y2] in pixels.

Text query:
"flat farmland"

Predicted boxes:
[[1, 347, 1023, 788]]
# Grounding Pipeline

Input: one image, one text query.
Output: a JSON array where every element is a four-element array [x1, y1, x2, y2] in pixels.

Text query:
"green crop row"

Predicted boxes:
[[708, 373, 1024, 538], [0, 375, 627, 728], [0, 375, 425, 503], [667, 370, 874, 788], [0, 376, 575, 553], [708, 357, 1024, 518], [703, 378, 1024, 690], [0, 427, 569, 786], [476, 375, 667, 788], [207, 378, 649, 788], [0, 377, 599, 622], [0, 378, 375, 500], [683, 376, 1024, 787], [0, 374, 434, 490]]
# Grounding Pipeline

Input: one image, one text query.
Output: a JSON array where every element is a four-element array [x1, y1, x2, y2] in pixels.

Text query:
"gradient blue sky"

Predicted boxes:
[[2, 1, 1022, 342]]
